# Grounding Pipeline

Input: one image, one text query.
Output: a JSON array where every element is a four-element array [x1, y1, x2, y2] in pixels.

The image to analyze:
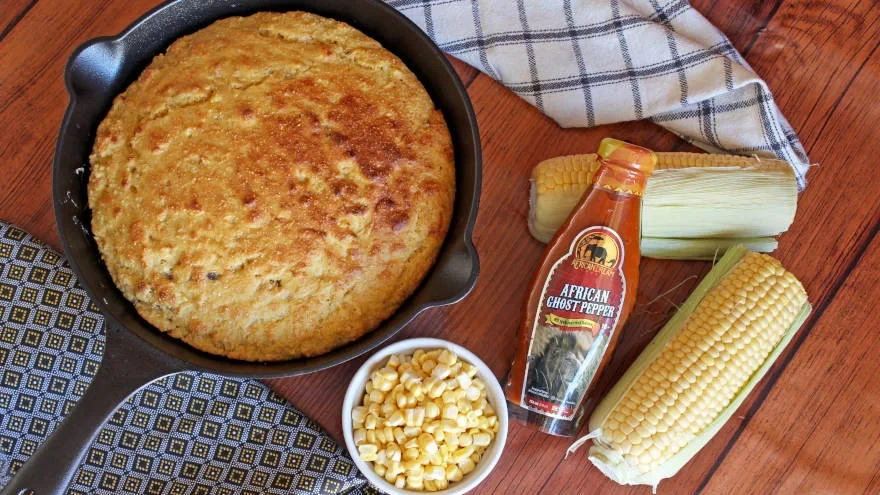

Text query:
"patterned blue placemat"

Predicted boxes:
[[0, 221, 378, 494]]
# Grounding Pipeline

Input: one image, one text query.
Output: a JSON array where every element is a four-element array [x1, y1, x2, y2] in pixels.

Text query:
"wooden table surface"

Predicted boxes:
[[2, 0, 879, 494]]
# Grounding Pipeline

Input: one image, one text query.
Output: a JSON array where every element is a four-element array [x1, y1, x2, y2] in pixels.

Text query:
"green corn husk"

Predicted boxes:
[[569, 245, 812, 491]]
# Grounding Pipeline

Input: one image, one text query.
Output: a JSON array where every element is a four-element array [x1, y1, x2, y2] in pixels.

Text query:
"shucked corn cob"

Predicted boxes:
[[529, 153, 798, 259], [568, 245, 811, 491]]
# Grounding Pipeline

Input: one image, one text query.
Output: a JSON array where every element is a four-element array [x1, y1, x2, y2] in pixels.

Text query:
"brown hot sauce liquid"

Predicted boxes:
[[504, 138, 655, 436]]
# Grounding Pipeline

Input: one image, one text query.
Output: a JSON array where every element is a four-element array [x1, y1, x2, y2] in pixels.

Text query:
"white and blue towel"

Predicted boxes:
[[389, 0, 810, 188]]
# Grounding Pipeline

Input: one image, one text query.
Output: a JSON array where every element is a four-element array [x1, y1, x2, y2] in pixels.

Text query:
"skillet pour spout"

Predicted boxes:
[[2, 0, 480, 492]]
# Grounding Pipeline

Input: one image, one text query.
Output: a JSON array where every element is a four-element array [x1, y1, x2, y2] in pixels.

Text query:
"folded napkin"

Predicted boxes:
[[0, 221, 375, 494], [388, 0, 810, 188]]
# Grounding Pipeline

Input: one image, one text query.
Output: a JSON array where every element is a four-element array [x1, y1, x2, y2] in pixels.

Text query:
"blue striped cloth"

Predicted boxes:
[[388, 0, 810, 188]]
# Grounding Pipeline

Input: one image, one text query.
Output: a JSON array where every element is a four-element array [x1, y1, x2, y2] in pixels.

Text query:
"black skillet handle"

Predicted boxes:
[[0, 322, 184, 495]]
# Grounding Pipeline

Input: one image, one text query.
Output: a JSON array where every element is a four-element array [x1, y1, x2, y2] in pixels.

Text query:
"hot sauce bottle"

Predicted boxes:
[[504, 138, 656, 436]]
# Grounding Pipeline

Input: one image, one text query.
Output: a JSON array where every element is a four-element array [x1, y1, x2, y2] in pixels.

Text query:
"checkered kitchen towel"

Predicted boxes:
[[0, 221, 375, 494], [388, 0, 810, 188]]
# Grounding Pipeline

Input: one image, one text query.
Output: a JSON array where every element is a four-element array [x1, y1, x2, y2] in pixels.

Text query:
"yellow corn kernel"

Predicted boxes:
[[455, 371, 472, 390], [384, 469, 397, 484], [389, 460, 404, 477], [428, 452, 444, 466], [400, 370, 420, 389], [442, 404, 458, 420], [386, 444, 402, 463], [392, 427, 406, 445], [446, 465, 463, 482], [368, 389, 385, 404], [579, 246, 811, 490], [432, 363, 452, 380], [403, 408, 417, 427], [452, 445, 474, 463], [376, 449, 388, 466], [458, 457, 476, 475], [464, 385, 481, 402], [403, 447, 419, 462], [386, 410, 405, 427], [425, 401, 441, 419], [353, 428, 367, 446], [386, 354, 401, 369], [472, 432, 492, 447], [424, 377, 447, 399], [425, 465, 446, 481], [351, 406, 366, 426], [406, 475, 424, 490], [445, 432, 460, 449], [420, 358, 437, 374], [405, 463, 423, 478], [440, 419, 462, 433], [437, 349, 457, 366], [364, 413, 378, 430], [418, 433, 439, 454], [380, 403, 396, 417], [462, 362, 478, 378], [358, 444, 378, 462], [377, 367, 399, 390], [422, 421, 438, 435]]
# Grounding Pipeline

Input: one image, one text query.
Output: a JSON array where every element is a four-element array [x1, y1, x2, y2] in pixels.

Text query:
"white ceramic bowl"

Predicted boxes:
[[342, 338, 508, 495]]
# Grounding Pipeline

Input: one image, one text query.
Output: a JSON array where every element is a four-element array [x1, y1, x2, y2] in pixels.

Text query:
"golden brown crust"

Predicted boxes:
[[88, 12, 454, 361]]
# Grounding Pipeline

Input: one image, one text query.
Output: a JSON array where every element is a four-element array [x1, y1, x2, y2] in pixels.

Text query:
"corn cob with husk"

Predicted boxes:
[[529, 153, 798, 259], [568, 245, 811, 491]]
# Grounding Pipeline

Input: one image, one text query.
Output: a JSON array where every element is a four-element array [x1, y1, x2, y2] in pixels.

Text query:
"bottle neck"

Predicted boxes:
[[592, 162, 649, 197]]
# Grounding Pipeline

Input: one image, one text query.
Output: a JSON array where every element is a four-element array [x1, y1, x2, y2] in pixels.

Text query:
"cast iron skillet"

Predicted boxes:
[[2, 0, 480, 493]]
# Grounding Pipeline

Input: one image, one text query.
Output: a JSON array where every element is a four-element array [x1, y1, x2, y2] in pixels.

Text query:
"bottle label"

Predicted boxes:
[[519, 226, 626, 420]]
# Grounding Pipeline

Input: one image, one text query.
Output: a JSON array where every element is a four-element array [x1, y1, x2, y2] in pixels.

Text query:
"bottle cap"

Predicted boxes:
[[597, 138, 656, 174]]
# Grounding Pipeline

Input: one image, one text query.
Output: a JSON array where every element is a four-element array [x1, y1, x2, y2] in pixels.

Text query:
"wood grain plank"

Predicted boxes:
[[684, 10, 880, 491], [0, 0, 36, 42], [525, 2, 880, 491], [638, 2, 880, 492], [3, 0, 879, 494], [0, 0, 160, 250], [701, 224, 880, 494], [689, 0, 783, 54], [738, 0, 880, 154]]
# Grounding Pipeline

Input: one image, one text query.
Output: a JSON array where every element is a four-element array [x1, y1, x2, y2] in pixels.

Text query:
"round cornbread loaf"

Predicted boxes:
[[87, 12, 455, 361]]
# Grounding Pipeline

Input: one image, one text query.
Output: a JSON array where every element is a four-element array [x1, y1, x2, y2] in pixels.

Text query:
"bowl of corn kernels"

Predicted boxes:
[[342, 338, 508, 494]]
